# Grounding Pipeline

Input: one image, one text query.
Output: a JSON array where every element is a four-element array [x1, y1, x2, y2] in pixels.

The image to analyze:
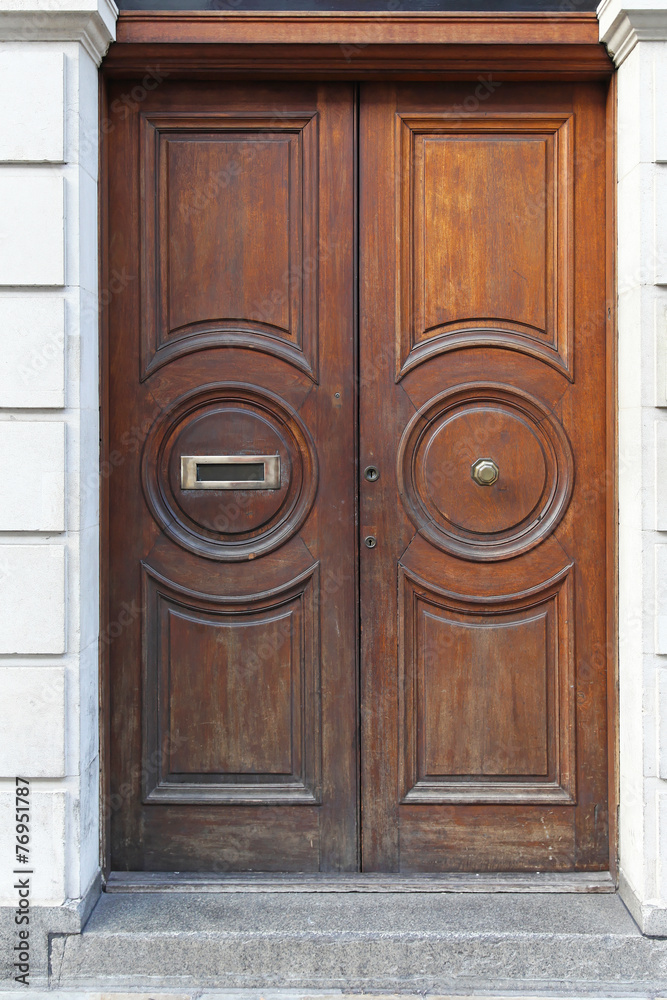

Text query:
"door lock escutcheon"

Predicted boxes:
[[364, 465, 380, 482], [471, 458, 499, 487]]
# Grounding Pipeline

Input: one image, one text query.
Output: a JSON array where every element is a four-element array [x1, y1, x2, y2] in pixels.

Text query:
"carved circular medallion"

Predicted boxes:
[[142, 383, 318, 561], [397, 383, 574, 561]]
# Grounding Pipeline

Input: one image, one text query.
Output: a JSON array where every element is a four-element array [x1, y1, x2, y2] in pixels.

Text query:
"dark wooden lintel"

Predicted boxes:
[[103, 12, 613, 79]]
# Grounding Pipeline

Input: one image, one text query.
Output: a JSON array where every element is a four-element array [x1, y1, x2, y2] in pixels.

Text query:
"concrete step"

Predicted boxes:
[[5, 995, 662, 1000], [51, 890, 667, 993]]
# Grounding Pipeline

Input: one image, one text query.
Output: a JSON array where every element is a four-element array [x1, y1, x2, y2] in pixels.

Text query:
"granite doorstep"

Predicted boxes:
[[42, 892, 667, 993]]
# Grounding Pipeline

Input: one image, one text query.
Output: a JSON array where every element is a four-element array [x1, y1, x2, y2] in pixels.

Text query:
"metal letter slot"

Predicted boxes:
[[180, 455, 281, 490]]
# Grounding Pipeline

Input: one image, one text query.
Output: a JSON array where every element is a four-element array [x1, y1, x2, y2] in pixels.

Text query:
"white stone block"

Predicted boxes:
[[0, 788, 66, 905], [76, 47, 100, 180], [618, 287, 644, 410], [655, 297, 667, 408], [657, 545, 667, 654], [618, 406, 644, 529], [617, 165, 653, 293], [0, 48, 64, 162], [619, 524, 644, 661], [657, 421, 667, 530], [79, 753, 100, 899], [78, 408, 100, 531], [0, 545, 65, 654], [659, 670, 667, 780], [617, 43, 646, 180], [0, 421, 65, 531], [656, 50, 667, 164], [658, 792, 667, 903], [74, 524, 99, 654], [77, 167, 98, 295], [78, 641, 99, 772], [0, 296, 65, 408], [0, 174, 64, 286], [78, 287, 98, 411], [0, 667, 65, 777], [656, 166, 667, 286]]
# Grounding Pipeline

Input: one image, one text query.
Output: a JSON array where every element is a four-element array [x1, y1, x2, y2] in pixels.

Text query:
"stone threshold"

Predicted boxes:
[[49, 889, 667, 993], [1, 994, 665, 1000], [1, 994, 661, 1000]]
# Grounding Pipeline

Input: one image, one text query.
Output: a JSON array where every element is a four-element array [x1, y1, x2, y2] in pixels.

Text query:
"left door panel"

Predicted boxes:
[[105, 82, 357, 872]]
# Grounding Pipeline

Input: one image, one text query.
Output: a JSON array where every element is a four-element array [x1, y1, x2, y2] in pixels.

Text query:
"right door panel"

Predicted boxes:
[[359, 82, 610, 871]]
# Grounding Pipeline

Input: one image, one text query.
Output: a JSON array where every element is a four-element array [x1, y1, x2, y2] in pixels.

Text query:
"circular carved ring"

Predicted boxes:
[[142, 382, 318, 561], [397, 383, 574, 561]]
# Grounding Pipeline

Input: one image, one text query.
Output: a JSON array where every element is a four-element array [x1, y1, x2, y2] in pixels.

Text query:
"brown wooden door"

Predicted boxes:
[[106, 81, 358, 871], [106, 78, 610, 874], [359, 81, 610, 871]]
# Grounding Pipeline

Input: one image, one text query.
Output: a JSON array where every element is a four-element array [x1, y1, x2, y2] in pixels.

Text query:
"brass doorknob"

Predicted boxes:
[[471, 458, 499, 486]]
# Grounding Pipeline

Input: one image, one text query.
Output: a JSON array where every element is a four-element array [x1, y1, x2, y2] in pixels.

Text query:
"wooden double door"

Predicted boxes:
[[106, 79, 610, 873]]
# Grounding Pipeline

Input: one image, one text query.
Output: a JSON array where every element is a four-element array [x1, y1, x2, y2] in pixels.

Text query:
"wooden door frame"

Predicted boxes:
[[99, 13, 617, 880]]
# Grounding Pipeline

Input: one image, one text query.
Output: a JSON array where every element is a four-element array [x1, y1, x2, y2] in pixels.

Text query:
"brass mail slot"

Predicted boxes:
[[180, 455, 281, 490]]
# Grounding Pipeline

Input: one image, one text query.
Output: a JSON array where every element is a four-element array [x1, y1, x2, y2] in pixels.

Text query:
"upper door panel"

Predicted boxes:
[[396, 109, 574, 380], [140, 107, 320, 379]]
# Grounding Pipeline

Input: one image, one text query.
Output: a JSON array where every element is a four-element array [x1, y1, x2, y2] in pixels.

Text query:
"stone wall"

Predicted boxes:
[[600, 0, 667, 935]]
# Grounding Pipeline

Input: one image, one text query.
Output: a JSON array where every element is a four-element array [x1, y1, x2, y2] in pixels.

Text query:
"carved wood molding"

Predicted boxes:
[[104, 11, 613, 78], [116, 10, 600, 44], [141, 559, 323, 806]]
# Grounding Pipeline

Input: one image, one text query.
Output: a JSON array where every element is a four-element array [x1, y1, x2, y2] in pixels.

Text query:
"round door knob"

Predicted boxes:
[[471, 458, 499, 487]]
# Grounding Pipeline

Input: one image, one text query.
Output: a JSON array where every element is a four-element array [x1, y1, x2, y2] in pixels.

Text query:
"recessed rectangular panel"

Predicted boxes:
[[422, 137, 548, 337], [141, 112, 319, 378], [166, 136, 292, 335], [142, 808, 322, 873], [168, 608, 294, 775], [396, 114, 573, 380], [399, 804, 576, 873], [421, 610, 549, 777], [399, 566, 575, 805], [142, 564, 322, 805]]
